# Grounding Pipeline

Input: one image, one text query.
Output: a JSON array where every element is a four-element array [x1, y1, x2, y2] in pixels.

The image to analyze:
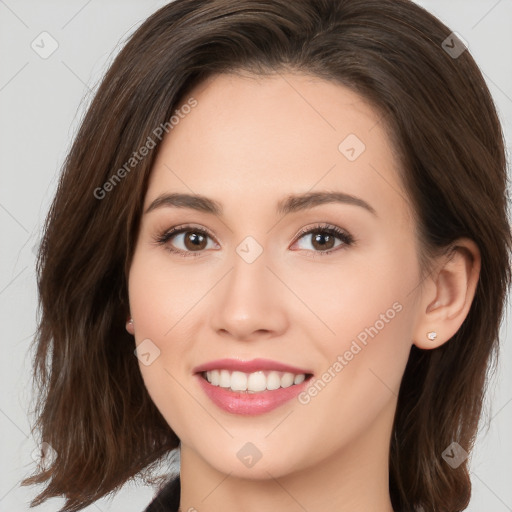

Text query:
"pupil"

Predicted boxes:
[[314, 232, 333, 249], [185, 232, 205, 250]]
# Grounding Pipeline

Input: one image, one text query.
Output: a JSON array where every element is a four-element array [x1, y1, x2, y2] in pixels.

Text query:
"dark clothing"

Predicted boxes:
[[144, 475, 180, 512]]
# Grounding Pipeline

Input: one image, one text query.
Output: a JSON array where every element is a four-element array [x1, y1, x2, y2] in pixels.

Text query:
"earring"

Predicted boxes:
[[427, 331, 437, 341], [126, 318, 134, 334]]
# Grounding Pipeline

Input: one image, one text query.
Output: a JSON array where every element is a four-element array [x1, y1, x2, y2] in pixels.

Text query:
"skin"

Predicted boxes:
[[127, 72, 480, 512]]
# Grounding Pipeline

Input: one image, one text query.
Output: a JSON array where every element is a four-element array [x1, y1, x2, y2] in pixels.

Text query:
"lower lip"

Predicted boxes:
[[195, 373, 311, 415]]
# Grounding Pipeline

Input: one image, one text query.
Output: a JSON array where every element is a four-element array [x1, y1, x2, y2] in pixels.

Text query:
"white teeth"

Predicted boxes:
[[204, 369, 308, 392], [266, 371, 281, 390], [293, 373, 305, 385], [230, 371, 247, 391], [247, 371, 267, 392], [209, 369, 220, 386], [219, 369, 231, 388], [281, 372, 294, 388]]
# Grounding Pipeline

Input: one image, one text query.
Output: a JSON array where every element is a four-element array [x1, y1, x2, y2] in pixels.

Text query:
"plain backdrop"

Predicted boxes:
[[1, 1, 511, 510]]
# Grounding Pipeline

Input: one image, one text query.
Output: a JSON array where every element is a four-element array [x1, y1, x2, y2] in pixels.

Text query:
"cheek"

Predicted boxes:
[[294, 241, 418, 349], [127, 248, 209, 431], [300, 242, 419, 409], [128, 247, 204, 346], [312, 294, 413, 409], [291, 295, 414, 469]]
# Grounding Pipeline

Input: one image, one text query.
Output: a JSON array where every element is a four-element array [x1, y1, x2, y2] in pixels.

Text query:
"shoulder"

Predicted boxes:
[[143, 475, 181, 512]]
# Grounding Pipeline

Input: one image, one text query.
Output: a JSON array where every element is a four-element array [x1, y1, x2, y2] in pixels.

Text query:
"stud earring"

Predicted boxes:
[[427, 331, 437, 341], [126, 318, 135, 334]]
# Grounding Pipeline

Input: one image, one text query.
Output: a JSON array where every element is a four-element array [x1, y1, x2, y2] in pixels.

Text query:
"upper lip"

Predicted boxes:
[[193, 358, 313, 375]]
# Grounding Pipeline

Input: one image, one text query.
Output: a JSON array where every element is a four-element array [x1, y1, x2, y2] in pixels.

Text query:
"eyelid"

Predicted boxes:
[[292, 223, 353, 244], [156, 223, 217, 241], [154, 223, 219, 257], [154, 222, 354, 257], [290, 223, 354, 255]]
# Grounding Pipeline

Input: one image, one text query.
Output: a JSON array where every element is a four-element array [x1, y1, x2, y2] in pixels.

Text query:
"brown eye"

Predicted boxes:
[[156, 225, 217, 257], [182, 231, 208, 251], [293, 224, 354, 256], [309, 231, 337, 251]]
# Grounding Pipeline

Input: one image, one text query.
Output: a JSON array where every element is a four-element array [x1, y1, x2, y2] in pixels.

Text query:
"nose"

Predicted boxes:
[[208, 248, 289, 342]]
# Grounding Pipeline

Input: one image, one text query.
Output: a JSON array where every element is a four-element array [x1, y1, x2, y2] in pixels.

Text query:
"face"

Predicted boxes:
[[128, 72, 423, 480]]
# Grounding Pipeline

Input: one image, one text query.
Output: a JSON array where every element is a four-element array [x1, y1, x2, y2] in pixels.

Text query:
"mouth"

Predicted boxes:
[[200, 369, 312, 393], [193, 358, 314, 415]]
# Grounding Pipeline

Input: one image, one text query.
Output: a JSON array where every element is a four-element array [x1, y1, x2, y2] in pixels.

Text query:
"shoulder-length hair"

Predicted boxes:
[[22, 0, 511, 510]]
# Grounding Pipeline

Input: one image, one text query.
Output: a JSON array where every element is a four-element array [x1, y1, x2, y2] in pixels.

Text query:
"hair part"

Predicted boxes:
[[23, 1, 511, 511]]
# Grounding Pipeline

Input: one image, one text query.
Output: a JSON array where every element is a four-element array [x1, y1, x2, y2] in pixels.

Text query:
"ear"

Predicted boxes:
[[413, 238, 481, 349], [126, 314, 135, 335]]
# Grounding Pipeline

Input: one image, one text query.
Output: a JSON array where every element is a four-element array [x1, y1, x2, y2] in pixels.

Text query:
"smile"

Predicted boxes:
[[193, 358, 314, 415], [202, 369, 307, 393]]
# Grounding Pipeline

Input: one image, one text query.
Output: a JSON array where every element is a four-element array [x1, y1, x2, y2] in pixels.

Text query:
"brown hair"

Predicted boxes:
[[22, 0, 511, 510]]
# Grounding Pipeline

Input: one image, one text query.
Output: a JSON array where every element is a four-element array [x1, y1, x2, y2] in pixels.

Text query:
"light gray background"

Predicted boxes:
[[1, 1, 511, 510]]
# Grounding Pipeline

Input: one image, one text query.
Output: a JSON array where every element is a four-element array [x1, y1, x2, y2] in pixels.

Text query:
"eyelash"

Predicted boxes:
[[154, 223, 355, 258]]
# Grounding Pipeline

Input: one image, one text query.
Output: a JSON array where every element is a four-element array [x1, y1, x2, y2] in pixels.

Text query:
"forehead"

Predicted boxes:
[[144, 71, 409, 224]]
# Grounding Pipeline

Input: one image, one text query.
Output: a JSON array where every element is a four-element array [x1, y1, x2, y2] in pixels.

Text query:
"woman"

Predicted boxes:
[[22, 0, 511, 511]]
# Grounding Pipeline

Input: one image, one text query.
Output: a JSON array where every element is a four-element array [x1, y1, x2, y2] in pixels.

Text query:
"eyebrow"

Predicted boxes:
[[144, 191, 377, 217]]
